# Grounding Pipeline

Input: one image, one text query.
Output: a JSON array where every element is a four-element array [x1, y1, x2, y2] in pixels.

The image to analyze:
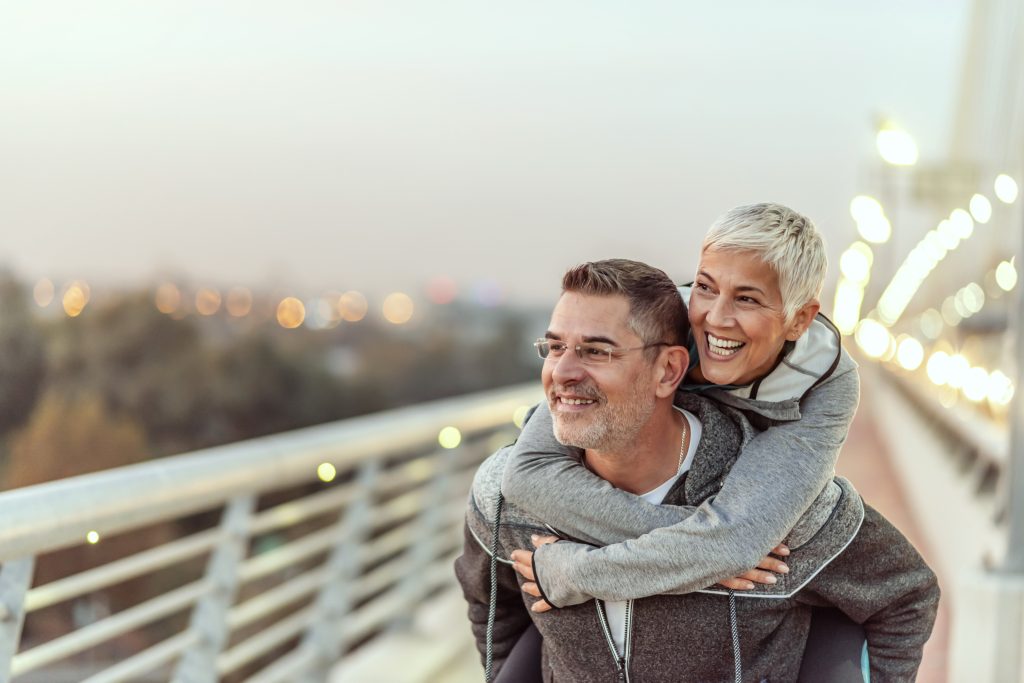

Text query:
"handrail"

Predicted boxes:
[[0, 383, 537, 562], [0, 382, 541, 682]]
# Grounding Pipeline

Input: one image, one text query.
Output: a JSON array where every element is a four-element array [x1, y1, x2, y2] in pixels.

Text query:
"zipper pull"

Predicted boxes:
[[618, 658, 626, 681]]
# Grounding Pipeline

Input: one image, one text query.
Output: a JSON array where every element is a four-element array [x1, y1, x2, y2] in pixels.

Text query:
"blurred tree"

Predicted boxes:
[[0, 272, 46, 435]]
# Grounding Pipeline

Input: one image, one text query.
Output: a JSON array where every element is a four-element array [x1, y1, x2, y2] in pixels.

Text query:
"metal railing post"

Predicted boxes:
[[0, 558, 34, 682], [296, 460, 380, 682], [171, 495, 256, 683], [392, 446, 459, 629]]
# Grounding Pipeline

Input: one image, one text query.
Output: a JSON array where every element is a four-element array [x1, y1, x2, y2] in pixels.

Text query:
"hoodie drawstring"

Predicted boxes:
[[484, 492, 505, 683], [728, 589, 742, 682]]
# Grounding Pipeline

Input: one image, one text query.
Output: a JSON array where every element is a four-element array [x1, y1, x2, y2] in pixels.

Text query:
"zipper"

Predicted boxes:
[[594, 600, 633, 683]]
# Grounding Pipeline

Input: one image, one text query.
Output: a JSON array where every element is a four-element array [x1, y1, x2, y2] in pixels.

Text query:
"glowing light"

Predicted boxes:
[[854, 319, 891, 359], [941, 297, 962, 326], [876, 125, 918, 166], [896, 336, 925, 371], [963, 367, 990, 402], [946, 354, 970, 389], [850, 195, 884, 223], [969, 194, 993, 224], [312, 295, 341, 329], [226, 288, 253, 317], [988, 370, 1015, 406], [34, 279, 54, 307], [155, 283, 181, 314], [63, 284, 88, 317], [277, 297, 306, 329], [513, 405, 531, 429], [317, 463, 337, 482], [949, 209, 974, 239], [427, 276, 458, 305], [996, 260, 1018, 291], [338, 291, 368, 322], [926, 351, 951, 385], [961, 283, 985, 314], [995, 174, 1019, 204], [86, 531, 100, 545], [857, 214, 892, 244], [919, 309, 943, 340], [438, 426, 462, 449], [936, 220, 961, 250], [832, 280, 865, 336], [195, 288, 222, 316], [382, 292, 415, 324], [839, 243, 873, 284]]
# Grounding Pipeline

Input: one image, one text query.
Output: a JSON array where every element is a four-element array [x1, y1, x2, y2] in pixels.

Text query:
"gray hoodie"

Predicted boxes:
[[455, 393, 939, 682], [501, 311, 862, 607]]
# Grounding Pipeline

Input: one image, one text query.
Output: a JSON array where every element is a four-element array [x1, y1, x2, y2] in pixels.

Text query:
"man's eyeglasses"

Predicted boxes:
[[534, 339, 670, 365]]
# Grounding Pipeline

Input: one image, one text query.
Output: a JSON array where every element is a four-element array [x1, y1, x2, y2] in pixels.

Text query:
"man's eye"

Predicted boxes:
[[548, 342, 568, 354], [582, 345, 610, 358], [695, 283, 713, 293]]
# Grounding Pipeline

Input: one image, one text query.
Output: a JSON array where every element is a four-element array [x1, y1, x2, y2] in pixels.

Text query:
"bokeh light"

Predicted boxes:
[[949, 209, 974, 239], [338, 291, 368, 322], [226, 287, 253, 317], [277, 297, 306, 329], [969, 194, 992, 224], [926, 351, 950, 385], [896, 336, 925, 371], [438, 426, 462, 449], [849, 195, 883, 223], [86, 531, 100, 545], [995, 174, 1019, 204], [382, 292, 415, 324], [854, 319, 890, 359], [34, 279, 54, 307], [427, 276, 458, 305], [839, 242, 873, 284], [987, 370, 1015, 406], [195, 288, 222, 316], [63, 283, 88, 317], [996, 260, 1018, 291], [876, 125, 918, 166], [513, 405, 531, 429], [155, 283, 182, 314], [946, 354, 970, 389], [919, 309, 943, 340], [317, 462, 337, 482], [963, 366, 990, 402]]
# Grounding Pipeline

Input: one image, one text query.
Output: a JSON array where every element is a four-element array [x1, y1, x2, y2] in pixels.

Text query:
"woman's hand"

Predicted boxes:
[[511, 534, 559, 613], [717, 543, 790, 590]]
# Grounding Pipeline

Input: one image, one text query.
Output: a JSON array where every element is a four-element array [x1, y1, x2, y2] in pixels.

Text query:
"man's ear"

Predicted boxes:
[[785, 300, 821, 341], [655, 346, 689, 399]]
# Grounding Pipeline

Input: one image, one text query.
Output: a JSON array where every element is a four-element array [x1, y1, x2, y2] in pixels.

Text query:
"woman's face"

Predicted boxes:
[[689, 246, 817, 386]]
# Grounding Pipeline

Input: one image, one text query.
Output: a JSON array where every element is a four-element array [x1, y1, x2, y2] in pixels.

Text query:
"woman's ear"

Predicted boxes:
[[785, 300, 821, 341], [656, 346, 689, 399]]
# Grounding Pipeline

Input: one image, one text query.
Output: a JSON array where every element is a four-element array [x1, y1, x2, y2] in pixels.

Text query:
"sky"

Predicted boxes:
[[0, 0, 970, 307]]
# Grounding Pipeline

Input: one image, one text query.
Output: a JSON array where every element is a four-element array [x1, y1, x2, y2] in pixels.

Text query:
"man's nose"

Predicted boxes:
[[551, 350, 586, 385]]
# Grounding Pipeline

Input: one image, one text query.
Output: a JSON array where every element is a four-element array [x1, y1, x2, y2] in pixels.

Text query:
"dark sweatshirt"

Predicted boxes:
[[454, 394, 939, 683]]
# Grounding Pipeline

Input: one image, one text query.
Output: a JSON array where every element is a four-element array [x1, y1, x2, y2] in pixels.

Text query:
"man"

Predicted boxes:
[[454, 259, 938, 682]]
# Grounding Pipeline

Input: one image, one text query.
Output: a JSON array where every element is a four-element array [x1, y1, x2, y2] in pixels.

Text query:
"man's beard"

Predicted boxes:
[[549, 376, 657, 453]]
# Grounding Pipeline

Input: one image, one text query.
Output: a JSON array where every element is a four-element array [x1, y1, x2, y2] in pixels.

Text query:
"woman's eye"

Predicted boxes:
[[738, 296, 759, 305]]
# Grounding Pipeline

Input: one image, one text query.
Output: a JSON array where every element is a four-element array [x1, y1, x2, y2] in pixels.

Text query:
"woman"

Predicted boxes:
[[497, 203, 867, 682]]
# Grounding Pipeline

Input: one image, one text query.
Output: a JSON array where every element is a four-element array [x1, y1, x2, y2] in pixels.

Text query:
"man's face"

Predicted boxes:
[[542, 292, 658, 453]]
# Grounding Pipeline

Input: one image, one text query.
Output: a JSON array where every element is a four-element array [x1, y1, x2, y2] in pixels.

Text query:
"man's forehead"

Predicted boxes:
[[547, 292, 635, 339]]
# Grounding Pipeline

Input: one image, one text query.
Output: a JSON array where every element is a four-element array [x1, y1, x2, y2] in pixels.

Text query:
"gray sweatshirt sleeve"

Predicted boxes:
[[503, 365, 860, 607]]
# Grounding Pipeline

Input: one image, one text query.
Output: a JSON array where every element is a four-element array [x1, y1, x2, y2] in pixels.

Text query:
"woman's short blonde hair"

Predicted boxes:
[[703, 203, 827, 322]]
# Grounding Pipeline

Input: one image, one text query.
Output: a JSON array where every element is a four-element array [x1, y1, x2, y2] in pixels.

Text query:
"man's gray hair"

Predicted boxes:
[[561, 259, 689, 351], [703, 203, 827, 321]]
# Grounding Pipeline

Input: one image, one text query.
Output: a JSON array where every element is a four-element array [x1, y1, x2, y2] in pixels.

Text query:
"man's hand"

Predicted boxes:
[[718, 543, 790, 591], [511, 534, 559, 613]]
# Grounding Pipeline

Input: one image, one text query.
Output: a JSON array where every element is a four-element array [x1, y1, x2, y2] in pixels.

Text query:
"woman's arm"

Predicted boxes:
[[504, 363, 860, 607]]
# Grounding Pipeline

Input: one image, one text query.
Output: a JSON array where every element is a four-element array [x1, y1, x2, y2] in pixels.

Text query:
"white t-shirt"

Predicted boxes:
[[606, 406, 702, 656]]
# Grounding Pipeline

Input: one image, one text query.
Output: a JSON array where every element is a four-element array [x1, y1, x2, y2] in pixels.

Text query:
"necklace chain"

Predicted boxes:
[[677, 414, 689, 471]]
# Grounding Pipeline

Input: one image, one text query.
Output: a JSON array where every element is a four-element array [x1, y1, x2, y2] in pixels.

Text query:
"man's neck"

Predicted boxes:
[[584, 405, 688, 495]]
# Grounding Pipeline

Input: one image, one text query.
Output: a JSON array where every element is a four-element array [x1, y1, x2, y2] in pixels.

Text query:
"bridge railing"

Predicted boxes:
[[0, 383, 540, 683]]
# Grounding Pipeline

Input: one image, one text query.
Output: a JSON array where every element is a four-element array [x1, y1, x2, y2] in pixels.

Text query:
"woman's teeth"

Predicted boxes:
[[707, 333, 745, 357]]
